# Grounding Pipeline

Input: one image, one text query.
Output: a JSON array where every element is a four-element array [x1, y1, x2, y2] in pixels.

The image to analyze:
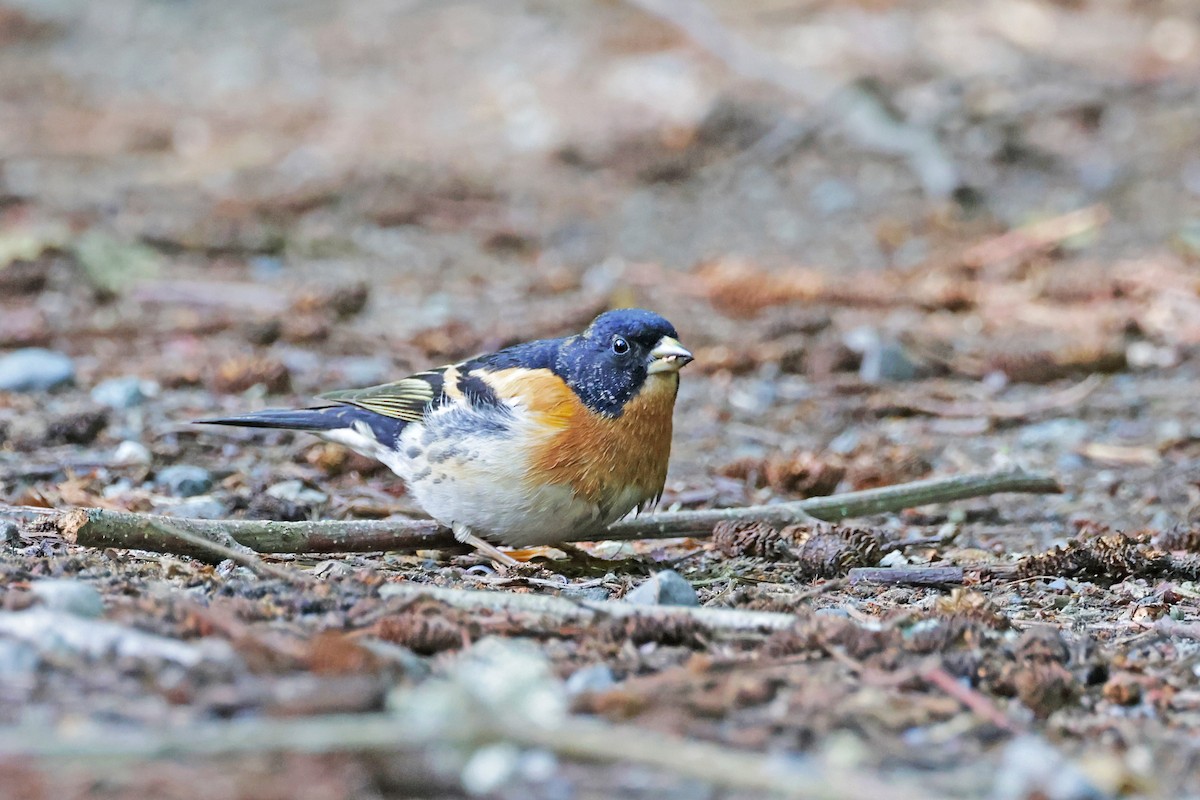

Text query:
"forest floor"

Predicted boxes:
[[2, 1, 1200, 797]]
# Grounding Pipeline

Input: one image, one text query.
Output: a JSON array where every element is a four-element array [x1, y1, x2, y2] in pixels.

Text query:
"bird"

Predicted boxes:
[[197, 308, 693, 565]]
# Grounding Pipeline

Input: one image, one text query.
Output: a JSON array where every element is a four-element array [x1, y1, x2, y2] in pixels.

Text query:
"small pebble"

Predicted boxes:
[[559, 585, 610, 602], [992, 735, 1105, 800], [169, 496, 228, 520], [29, 579, 105, 618], [860, 340, 922, 383], [112, 440, 152, 465], [266, 479, 328, 505], [1018, 419, 1091, 448], [625, 570, 698, 607], [0, 640, 40, 677], [565, 664, 617, 695], [810, 178, 858, 215], [461, 742, 521, 795], [90, 376, 151, 409], [155, 465, 213, 497], [1, 521, 19, 544], [102, 478, 134, 499], [0, 348, 75, 392]]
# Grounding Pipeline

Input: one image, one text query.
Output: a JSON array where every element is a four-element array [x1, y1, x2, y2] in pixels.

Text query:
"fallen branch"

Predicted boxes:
[[0, 711, 933, 800], [874, 375, 1102, 421], [921, 663, 1020, 732], [848, 566, 967, 586], [961, 205, 1109, 268], [1155, 618, 1200, 641], [614, 468, 1060, 537], [378, 582, 797, 632], [1, 467, 1060, 560], [145, 517, 314, 585], [0, 608, 235, 667]]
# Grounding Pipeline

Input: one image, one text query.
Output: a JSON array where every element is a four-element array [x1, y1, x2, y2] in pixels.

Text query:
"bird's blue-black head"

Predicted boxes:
[[554, 308, 691, 417]]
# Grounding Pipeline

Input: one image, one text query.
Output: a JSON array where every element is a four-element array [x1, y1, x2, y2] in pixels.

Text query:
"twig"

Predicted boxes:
[[848, 566, 966, 586], [615, 468, 1060, 537], [961, 205, 1109, 268], [1155, 618, 1200, 641], [378, 582, 797, 632], [1, 468, 1060, 558], [145, 517, 314, 585], [0, 712, 935, 799], [875, 375, 1102, 421], [920, 663, 1020, 732]]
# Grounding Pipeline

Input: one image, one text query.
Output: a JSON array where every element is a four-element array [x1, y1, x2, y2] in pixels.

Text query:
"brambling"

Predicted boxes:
[[199, 308, 693, 565]]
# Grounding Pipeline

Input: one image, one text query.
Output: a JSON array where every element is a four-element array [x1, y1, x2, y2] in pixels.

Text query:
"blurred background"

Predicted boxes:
[[4, 1, 1200, 797], [5, 0, 1200, 279]]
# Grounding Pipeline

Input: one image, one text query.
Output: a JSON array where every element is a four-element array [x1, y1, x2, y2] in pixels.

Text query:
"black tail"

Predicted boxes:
[[195, 405, 406, 446], [196, 406, 349, 431]]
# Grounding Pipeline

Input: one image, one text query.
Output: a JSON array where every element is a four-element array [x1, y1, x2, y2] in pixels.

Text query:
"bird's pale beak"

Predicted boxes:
[[648, 336, 694, 373]]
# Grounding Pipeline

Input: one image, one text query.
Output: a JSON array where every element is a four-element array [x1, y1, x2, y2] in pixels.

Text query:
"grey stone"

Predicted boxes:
[[265, 479, 328, 505], [625, 570, 698, 607], [170, 496, 228, 520], [0, 348, 75, 392], [991, 736, 1105, 800], [565, 664, 617, 695], [155, 465, 213, 497], [1018, 419, 1091, 448], [29, 579, 105, 618], [559, 585, 609, 602], [0, 521, 18, 544], [356, 639, 430, 678], [90, 376, 150, 409], [859, 340, 922, 383], [0, 609, 234, 666], [810, 178, 857, 215], [112, 440, 152, 466], [892, 236, 929, 269], [102, 478, 134, 499], [0, 640, 39, 676]]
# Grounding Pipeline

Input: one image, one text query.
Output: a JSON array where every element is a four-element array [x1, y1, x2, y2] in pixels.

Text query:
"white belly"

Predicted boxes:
[[382, 403, 636, 547]]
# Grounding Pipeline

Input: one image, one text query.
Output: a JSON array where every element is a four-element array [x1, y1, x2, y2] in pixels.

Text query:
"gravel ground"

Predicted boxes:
[[2, 1, 1200, 798]]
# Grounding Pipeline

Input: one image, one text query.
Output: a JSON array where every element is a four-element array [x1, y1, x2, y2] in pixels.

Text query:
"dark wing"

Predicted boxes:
[[317, 368, 449, 423], [317, 337, 564, 422]]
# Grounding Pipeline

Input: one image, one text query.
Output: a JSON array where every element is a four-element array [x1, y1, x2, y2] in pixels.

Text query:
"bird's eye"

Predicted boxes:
[[611, 336, 630, 355]]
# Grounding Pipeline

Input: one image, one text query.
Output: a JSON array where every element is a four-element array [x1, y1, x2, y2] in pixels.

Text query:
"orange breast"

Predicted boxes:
[[479, 367, 679, 511]]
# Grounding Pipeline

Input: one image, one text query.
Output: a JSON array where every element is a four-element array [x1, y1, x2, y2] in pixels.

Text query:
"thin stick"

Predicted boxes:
[[0, 712, 935, 800], [146, 517, 314, 585], [961, 205, 1110, 268], [876, 375, 1102, 421], [921, 663, 1020, 732], [1155, 618, 1200, 641], [613, 468, 1060, 538], [2, 467, 1059, 558], [848, 566, 966, 586], [378, 582, 797, 632]]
